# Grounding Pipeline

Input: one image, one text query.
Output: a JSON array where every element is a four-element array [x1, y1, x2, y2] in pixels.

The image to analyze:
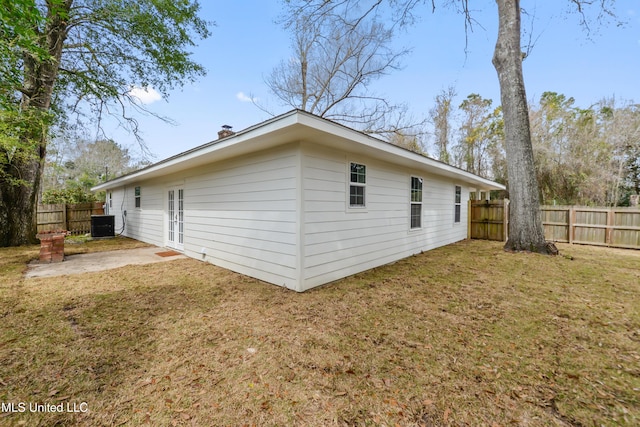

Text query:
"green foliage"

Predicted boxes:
[[440, 89, 640, 206], [0, 107, 51, 187], [43, 137, 146, 202], [432, 90, 636, 206], [1, 0, 211, 246], [41, 185, 97, 204], [530, 93, 640, 206], [0, 0, 50, 107], [2, 0, 212, 140], [454, 94, 504, 178], [53, 0, 212, 124], [619, 104, 640, 196]]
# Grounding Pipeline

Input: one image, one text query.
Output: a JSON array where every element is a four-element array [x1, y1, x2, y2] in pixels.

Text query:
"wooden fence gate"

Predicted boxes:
[[469, 199, 509, 241], [37, 202, 104, 235]]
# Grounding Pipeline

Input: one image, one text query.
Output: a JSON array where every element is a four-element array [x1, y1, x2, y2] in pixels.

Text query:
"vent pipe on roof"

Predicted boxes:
[[218, 124, 235, 139]]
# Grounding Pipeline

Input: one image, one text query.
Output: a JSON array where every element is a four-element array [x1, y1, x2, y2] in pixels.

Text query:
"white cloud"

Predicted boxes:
[[128, 86, 162, 105], [236, 91, 258, 103]]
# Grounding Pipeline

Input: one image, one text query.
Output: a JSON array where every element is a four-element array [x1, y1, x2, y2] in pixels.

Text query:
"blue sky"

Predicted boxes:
[[105, 1, 640, 161]]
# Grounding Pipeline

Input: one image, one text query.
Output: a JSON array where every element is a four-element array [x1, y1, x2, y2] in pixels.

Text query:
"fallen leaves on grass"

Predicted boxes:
[[0, 240, 638, 426]]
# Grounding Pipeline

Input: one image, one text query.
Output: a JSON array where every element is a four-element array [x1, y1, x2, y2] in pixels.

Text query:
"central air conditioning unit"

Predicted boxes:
[[91, 215, 115, 238]]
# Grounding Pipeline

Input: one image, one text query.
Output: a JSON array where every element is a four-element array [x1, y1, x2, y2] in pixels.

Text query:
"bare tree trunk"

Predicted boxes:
[[0, 1, 71, 246], [492, 0, 551, 253]]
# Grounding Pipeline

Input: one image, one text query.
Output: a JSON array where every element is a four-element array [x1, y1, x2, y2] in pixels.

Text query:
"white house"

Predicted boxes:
[[92, 110, 505, 292]]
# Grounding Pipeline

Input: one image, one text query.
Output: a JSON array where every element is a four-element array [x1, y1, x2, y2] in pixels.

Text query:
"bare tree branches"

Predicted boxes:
[[567, 0, 618, 35], [268, 0, 421, 140]]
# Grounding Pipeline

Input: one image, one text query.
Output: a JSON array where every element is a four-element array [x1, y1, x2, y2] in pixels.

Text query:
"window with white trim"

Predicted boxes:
[[410, 177, 423, 229], [135, 186, 141, 208], [454, 185, 461, 223], [349, 162, 366, 207]]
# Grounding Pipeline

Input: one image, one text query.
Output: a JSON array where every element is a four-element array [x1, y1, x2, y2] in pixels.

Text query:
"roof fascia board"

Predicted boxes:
[[92, 110, 301, 191], [295, 111, 505, 190], [93, 109, 504, 192]]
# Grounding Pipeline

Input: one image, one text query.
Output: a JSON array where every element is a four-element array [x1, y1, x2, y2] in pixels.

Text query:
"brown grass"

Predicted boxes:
[[0, 238, 638, 426]]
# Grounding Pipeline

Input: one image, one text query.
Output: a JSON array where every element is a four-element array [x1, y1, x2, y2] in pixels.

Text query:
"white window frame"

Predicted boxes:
[[454, 185, 462, 223], [134, 186, 141, 209], [410, 176, 423, 230], [348, 162, 366, 209]]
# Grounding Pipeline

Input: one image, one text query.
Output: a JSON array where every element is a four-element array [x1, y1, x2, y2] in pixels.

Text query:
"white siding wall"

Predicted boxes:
[[300, 144, 469, 291], [105, 187, 127, 232], [182, 146, 298, 288], [105, 142, 472, 292], [125, 182, 164, 246], [106, 183, 164, 247]]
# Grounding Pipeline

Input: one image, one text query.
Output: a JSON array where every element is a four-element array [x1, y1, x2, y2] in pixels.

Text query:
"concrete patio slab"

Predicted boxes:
[[25, 246, 187, 278]]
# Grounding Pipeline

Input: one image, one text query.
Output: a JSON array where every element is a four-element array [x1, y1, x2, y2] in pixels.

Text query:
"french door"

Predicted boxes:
[[167, 187, 184, 251]]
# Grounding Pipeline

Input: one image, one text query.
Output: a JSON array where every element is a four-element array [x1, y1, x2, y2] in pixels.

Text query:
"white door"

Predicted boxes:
[[167, 188, 184, 251]]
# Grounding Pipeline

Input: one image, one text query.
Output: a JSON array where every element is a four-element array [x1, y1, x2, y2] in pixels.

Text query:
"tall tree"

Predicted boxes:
[[627, 143, 640, 197], [0, 0, 211, 246], [267, 1, 415, 135], [283, 0, 615, 254], [44, 138, 146, 191], [599, 99, 640, 206], [43, 138, 147, 203], [429, 86, 456, 164], [529, 93, 638, 206], [624, 127, 640, 197], [530, 92, 578, 204], [455, 93, 500, 178], [492, 0, 548, 252]]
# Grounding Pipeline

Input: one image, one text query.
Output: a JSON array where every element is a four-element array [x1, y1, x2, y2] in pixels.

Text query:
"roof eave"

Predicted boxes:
[[92, 110, 505, 192], [92, 110, 301, 192]]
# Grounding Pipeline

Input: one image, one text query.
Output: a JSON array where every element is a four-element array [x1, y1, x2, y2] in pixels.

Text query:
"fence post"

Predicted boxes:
[[568, 207, 574, 244], [467, 199, 472, 240], [62, 204, 68, 232], [606, 209, 614, 246], [503, 199, 509, 242]]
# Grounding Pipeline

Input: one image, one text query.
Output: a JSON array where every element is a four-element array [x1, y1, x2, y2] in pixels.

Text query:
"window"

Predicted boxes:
[[135, 186, 141, 208], [454, 185, 461, 223], [349, 163, 366, 207], [411, 177, 423, 229], [108, 192, 113, 209]]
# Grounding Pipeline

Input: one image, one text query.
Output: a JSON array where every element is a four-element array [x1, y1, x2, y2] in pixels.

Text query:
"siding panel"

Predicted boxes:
[[104, 146, 299, 289], [301, 144, 470, 291], [106, 142, 475, 292], [184, 147, 298, 288], [122, 182, 164, 247]]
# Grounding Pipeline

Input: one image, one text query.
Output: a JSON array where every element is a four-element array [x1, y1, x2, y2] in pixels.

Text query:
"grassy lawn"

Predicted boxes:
[[0, 238, 638, 426]]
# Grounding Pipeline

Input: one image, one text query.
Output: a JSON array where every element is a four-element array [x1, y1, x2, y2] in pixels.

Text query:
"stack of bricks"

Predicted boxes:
[[37, 232, 66, 263]]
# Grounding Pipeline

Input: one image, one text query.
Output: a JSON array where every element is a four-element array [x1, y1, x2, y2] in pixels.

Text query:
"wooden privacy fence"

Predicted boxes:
[[469, 200, 640, 250], [37, 202, 104, 235], [541, 206, 640, 250], [468, 199, 509, 241]]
